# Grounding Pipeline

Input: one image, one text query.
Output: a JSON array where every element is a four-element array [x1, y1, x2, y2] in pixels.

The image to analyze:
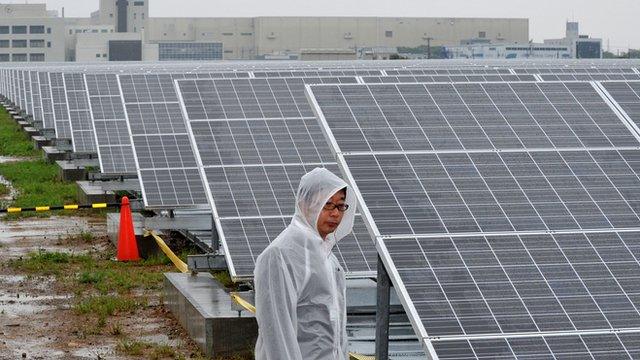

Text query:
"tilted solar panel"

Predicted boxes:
[[85, 73, 137, 175], [176, 77, 377, 279], [307, 81, 640, 358]]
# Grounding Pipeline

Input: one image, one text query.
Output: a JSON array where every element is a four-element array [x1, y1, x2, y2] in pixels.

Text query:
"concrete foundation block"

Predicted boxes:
[[106, 212, 161, 258], [76, 181, 116, 205], [24, 126, 40, 137], [56, 160, 88, 182], [43, 146, 68, 162], [33, 135, 51, 149], [164, 273, 257, 358]]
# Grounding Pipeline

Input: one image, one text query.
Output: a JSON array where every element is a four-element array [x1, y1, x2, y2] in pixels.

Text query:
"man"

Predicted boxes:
[[254, 167, 356, 360]]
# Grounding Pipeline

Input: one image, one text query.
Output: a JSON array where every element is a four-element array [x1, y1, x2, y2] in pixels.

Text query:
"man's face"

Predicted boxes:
[[317, 189, 346, 239]]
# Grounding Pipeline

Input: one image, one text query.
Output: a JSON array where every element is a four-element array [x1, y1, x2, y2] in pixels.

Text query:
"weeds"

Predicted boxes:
[[0, 109, 38, 157], [74, 295, 141, 317], [0, 159, 76, 219], [0, 183, 9, 196]]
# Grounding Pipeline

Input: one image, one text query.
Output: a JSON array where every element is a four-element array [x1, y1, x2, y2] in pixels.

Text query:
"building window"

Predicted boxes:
[[12, 40, 27, 48], [75, 29, 82, 34], [158, 42, 223, 61], [47, 41, 51, 48], [0, 40, 9, 48], [385, 30, 393, 38], [0, 54, 9, 62], [0, 26, 9, 34], [30, 39, 45, 48], [12, 26, 27, 34], [102, 53, 107, 57], [241, 32, 252, 36], [110, 13, 114, 18], [47, 27, 51, 34], [96, 53, 101, 58], [29, 53, 45, 62], [222, 32, 233, 36], [101, 29, 108, 33], [69, 29, 73, 35], [134, 1, 145, 5], [478, 31, 486, 38], [29, 25, 45, 34], [12, 54, 27, 62], [142, 13, 145, 20], [91, 29, 99, 33]]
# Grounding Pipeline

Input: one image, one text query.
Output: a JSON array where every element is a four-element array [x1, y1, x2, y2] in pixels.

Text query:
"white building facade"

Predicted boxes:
[[0, 4, 65, 62]]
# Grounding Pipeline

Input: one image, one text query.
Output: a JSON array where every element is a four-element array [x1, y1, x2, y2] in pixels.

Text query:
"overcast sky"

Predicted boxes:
[[14, 0, 638, 52]]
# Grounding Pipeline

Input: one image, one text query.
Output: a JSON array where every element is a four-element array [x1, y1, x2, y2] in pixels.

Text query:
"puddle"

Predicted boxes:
[[0, 293, 70, 317], [0, 217, 106, 253], [72, 345, 115, 358], [3, 338, 66, 359]]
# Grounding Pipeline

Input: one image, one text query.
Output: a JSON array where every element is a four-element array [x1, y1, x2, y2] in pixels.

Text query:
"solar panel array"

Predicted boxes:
[[307, 80, 640, 358], [176, 76, 377, 278], [85, 73, 137, 174]]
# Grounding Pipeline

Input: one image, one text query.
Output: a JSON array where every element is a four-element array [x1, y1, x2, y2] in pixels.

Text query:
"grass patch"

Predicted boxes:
[[0, 109, 38, 157], [0, 159, 77, 218], [0, 183, 9, 196], [75, 295, 142, 318], [9, 250, 92, 276], [116, 339, 191, 359]]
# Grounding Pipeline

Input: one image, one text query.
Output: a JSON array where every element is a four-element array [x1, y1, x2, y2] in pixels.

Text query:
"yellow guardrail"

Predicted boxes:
[[144, 229, 188, 273], [230, 292, 256, 314]]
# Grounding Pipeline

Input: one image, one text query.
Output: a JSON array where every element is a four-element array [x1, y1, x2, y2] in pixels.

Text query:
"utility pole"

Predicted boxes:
[[425, 37, 433, 59]]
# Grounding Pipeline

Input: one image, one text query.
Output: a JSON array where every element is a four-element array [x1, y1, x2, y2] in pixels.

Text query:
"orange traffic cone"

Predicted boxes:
[[117, 196, 140, 261]]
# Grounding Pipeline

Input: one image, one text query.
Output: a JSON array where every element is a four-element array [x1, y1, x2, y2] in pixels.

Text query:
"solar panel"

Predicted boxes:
[[514, 68, 637, 74], [313, 82, 640, 153], [600, 81, 640, 136], [18, 70, 25, 113], [542, 74, 640, 81], [433, 332, 640, 359], [385, 69, 513, 76], [28, 71, 43, 126], [118, 73, 209, 208], [253, 69, 382, 78], [307, 81, 640, 358], [38, 72, 55, 130], [84, 73, 137, 175], [176, 77, 377, 279], [23, 71, 32, 119], [362, 74, 537, 84], [61, 73, 96, 153], [49, 72, 72, 139]]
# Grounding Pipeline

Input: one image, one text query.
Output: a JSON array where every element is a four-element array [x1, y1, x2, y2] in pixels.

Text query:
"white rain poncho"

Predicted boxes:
[[254, 167, 357, 360]]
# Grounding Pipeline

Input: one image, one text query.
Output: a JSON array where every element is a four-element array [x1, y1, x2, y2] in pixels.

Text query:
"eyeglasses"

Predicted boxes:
[[323, 203, 349, 212]]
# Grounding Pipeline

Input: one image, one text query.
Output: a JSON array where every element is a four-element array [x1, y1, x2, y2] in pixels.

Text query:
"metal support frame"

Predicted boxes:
[[375, 254, 390, 360], [187, 254, 228, 272]]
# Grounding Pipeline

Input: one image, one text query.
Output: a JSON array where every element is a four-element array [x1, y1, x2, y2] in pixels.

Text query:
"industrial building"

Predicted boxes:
[[0, 0, 530, 62], [444, 21, 602, 59]]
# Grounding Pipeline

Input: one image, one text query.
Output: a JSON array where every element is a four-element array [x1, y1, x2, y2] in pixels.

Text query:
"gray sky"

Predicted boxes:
[[15, 0, 639, 52]]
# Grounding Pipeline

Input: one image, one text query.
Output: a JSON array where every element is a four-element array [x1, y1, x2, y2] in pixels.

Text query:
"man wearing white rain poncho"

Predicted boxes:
[[254, 167, 356, 360]]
